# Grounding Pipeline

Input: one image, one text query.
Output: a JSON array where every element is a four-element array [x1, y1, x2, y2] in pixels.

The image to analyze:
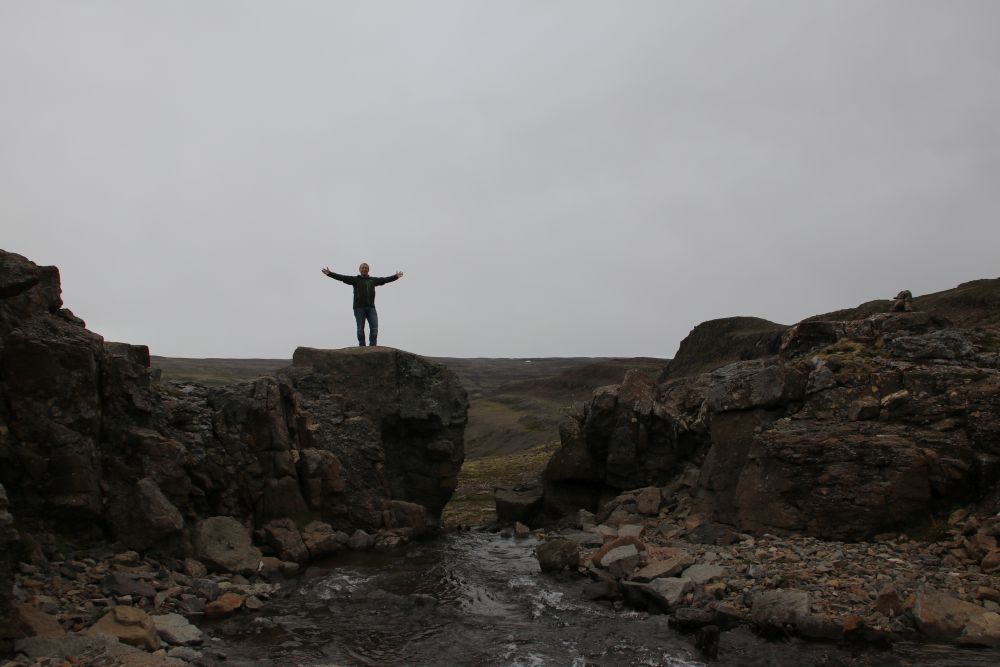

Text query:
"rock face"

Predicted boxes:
[[540, 300, 1000, 540], [0, 485, 17, 619], [0, 250, 467, 554]]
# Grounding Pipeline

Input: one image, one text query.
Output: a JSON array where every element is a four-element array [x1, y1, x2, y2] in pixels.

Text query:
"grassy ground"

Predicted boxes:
[[442, 440, 560, 528]]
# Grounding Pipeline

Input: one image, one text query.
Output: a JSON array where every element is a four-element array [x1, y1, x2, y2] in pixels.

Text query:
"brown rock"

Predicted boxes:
[[262, 518, 308, 563], [204, 592, 245, 617], [912, 589, 990, 641], [959, 611, 1000, 647], [182, 558, 207, 578], [982, 550, 1000, 573], [300, 521, 344, 560], [876, 584, 903, 617], [13, 604, 65, 638], [631, 554, 694, 582], [842, 615, 864, 634], [750, 589, 810, 637], [592, 536, 646, 567], [976, 587, 1000, 603], [635, 487, 662, 515], [536, 538, 580, 572], [87, 606, 160, 651], [704, 582, 727, 599], [600, 544, 643, 579], [192, 516, 262, 574], [495, 485, 543, 524]]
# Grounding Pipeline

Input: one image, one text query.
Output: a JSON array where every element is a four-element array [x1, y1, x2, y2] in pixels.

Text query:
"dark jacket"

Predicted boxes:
[[326, 272, 398, 308]]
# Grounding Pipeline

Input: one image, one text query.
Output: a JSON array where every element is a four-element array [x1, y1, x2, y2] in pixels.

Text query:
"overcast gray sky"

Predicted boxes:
[[2, 1, 998, 359]]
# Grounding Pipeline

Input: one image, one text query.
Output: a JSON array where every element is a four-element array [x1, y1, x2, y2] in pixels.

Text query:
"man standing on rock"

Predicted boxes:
[[322, 263, 404, 346]]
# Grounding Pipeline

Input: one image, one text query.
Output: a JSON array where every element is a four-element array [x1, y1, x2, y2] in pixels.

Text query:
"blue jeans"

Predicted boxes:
[[353, 307, 378, 346]]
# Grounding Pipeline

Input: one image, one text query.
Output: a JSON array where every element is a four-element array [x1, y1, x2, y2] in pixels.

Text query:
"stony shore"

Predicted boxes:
[[0, 523, 405, 667], [532, 484, 1000, 656]]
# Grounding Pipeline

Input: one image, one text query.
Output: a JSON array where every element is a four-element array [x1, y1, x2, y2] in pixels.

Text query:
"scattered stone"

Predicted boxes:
[[618, 524, 644, 539], [348, 529, 374, 550], [262, 518, 309, 563], [192, 516, 262, 575], [912, 589, 991, 642], [631, 554, 694, 582], [977, 586, 1000, 603], [514, 522, 531, 538], [12, 604, 65, 638], [876, 584, 903, 616], [750, 590, 810, 637], [182, 559, 207, 578], [204, 592, 245, 617], [959, 611, 1000, 647], [594, 524, 618, 541], [635, 487, 663, 516], [645, 577, 693, 610], [681, 563, 725, 586], [601, 544, 642, 579], [592, 536, 646, 567], [87, 605, 160, 652], [101, 572, 157, 599], [494, 485, 543, 523], [167, 646, 204, 662], [152, 613, 203, 646], [300, 521, 343, 559], [536, 538, 581, 572]]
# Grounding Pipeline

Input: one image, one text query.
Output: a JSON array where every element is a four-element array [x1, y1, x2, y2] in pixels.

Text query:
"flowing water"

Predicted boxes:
[[204, 531, 1000, 667]]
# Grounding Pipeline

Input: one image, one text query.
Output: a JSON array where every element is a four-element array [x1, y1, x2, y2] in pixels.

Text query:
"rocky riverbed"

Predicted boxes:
[[531, 483, 1000, 655], [5, 522, 1000, 667], [0, 521, 406, 666]]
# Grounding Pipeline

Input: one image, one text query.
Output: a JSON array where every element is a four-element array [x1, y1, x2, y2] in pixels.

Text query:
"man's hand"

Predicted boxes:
[[395, 271, 404, 278], [322, 267, 333, 277]]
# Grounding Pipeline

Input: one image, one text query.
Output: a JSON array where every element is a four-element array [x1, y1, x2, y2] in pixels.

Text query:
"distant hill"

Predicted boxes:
[[463, 357, 666, 459], [150, 356, 290, 385], [150, 354, 668, 459], [664, 277, 1000, 381], [806, 278, 1000, 329]]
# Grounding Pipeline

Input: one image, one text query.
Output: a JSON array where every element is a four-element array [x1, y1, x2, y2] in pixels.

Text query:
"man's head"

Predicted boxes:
[[359, 263, 370, 276]]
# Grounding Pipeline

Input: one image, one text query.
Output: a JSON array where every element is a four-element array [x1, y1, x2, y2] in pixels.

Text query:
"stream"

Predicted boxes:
[[203, 531, 1000, 667]]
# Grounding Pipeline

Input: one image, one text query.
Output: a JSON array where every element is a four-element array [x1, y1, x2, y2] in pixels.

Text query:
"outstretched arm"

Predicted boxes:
[[321, 267, 354, 283], [373, 271, 404, 285]]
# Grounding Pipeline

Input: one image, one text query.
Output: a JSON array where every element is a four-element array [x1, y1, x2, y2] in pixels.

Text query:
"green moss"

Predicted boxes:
[[442, 441, 559, 527]]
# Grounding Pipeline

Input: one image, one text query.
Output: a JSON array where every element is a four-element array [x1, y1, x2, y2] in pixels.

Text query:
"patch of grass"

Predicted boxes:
[[818, 339, 871, 358], [975, 331, 1000, 353], [443, 441, 559, 527]]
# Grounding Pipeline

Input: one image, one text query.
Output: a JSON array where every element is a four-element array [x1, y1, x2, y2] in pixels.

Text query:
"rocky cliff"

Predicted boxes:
[[538, 287, 1000, 541], [0, 250, 467, 610]]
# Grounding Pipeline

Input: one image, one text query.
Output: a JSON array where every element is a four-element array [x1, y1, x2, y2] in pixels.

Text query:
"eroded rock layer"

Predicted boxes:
[[541, 308, 1000, 541], [0, 250, 467, 553]]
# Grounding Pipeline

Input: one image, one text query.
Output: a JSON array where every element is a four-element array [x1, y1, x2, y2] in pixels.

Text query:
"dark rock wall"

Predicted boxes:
[[543, 311, 1000, 540], [0, 484, 17, 618], [0, 250, 468, 556], [662, 317, 787, 380]]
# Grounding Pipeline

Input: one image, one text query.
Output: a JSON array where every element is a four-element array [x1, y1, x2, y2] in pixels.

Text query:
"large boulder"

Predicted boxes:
[[191, 516, 262, 575]]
